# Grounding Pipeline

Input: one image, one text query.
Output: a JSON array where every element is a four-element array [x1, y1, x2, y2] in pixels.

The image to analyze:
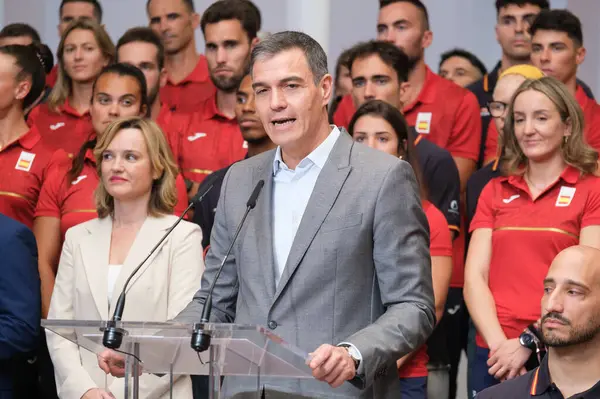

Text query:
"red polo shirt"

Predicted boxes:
[[46, 65, 58, 88], [0, 126, 65, 228], [470, 166, 600, 348], [27, 99, 93, 157], [36, 150, 191, 240], [575, 85, 600, 151], [160, 55, 216, 114], [178, 94, 246, 183], [35, 151, 99, 239], [399, 200, 452, 379], [156, 102, 187, 165], [334, 67, 481, 161], [484, 86, 600, 162]]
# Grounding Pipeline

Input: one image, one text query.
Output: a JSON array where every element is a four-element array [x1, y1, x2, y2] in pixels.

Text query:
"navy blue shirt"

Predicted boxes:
[[415, 134, 461, 233], [476, 354, 600, 398]]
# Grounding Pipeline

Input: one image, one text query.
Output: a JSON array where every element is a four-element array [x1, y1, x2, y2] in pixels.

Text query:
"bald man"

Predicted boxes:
[[477, 245, 600, 398]]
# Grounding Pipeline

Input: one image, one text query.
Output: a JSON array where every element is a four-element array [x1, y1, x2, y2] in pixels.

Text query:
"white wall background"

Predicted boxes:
[[0, 0, 598, 94]]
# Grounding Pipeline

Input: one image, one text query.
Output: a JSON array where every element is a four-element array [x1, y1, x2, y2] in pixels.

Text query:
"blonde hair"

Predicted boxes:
[[501, 76, 598, 176], [499, 64, 544, 80], [94, 117, 179, 218], [48, 19, 115, 113]]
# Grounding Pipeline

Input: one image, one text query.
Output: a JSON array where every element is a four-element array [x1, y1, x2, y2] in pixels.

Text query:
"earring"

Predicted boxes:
[[399, 155, 403, 160], [563, 136, 569, 145]]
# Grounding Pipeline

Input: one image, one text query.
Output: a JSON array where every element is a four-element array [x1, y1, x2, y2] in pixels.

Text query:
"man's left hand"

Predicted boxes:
[[487, 338, 530, 380], [308, 344, 356, 388]]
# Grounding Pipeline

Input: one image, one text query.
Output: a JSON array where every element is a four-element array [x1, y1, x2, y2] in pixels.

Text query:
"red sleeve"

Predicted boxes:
[[581, 176, 600, 228], [469, 179, 496, 232], [173, 173, 189, 218], [425, 202, 452, 257], [484, 120, 499, 162], [35, 162, 67, 219], [446, 90, 481, 162], [333, 95, 355, 129]]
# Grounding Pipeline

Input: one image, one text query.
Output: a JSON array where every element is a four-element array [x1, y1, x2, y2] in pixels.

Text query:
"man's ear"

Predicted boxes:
[[191, 12, 201, 30], [320, 74, 334, 106]]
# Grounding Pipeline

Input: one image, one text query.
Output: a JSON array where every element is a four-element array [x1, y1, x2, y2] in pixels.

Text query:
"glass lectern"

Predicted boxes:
[[42, 320, 313, 399]]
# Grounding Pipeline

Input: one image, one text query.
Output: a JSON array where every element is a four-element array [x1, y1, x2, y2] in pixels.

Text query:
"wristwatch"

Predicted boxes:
[[339, 345, 361, 370], [519, 331, 537, 351]]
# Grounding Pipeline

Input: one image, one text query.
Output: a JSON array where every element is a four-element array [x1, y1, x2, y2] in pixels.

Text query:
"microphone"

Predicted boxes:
[[102, 179, 216, 349], [190, 179, 265, 352]]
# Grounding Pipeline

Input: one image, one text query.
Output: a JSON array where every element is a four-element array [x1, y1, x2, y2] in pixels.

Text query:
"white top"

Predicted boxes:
[[271, 127, 340, 285], [107, 264, 121, 306]]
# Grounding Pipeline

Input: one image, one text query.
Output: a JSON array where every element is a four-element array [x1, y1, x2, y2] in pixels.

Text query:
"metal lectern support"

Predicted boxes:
[[133, 343, 140, 399], [124, 343, 141, 399]]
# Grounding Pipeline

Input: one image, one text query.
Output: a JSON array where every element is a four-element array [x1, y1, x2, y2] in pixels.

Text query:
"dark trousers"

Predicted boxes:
[[12, 332, 58, 399], [445, 287, 470, 399], [470, 346, 500, 396], [399, 376, 428, 399]]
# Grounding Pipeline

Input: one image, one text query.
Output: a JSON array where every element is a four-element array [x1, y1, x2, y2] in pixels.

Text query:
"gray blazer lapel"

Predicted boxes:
[[252, 154, 277, 299], [273, 131, 353, 302]]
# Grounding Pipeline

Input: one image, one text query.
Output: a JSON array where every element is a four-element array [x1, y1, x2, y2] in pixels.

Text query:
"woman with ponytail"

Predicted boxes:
[[0, 43, 63, 228]]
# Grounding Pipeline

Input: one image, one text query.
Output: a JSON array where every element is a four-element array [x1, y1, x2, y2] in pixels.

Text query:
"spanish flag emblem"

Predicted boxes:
[[555, 186, 576, 207], [415, 112, 432, 134], [15, 151, 35, 172]]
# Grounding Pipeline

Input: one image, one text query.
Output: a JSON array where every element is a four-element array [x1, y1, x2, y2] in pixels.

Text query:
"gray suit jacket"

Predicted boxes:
[[177, 130, 435, 398]]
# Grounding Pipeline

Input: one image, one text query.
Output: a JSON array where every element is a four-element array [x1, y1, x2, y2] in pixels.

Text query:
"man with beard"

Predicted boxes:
[[193, 71, 275, 250], [477, 245, 600, 398], [334, 0, 480, 191], [170, 0, 259, 194], [147, 0, 215, 113]]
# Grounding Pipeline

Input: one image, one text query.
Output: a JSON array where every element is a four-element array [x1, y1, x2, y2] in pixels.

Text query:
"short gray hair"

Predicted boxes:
[[250, 31, 328, 85]]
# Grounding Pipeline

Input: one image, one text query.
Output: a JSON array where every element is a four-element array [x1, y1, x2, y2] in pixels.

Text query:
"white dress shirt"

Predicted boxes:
[[272, 127, 341, 285], [271, 127, 364, 373]]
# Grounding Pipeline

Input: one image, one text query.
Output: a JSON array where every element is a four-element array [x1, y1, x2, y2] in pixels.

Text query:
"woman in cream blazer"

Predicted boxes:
[[47, 116, 204, 399]]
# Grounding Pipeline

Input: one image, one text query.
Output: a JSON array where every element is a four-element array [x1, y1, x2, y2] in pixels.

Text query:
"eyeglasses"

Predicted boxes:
[[487, 101, 509, 118]]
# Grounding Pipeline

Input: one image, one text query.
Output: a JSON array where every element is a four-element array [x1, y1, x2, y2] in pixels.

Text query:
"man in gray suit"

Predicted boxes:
[[101, 31, 434, 398]]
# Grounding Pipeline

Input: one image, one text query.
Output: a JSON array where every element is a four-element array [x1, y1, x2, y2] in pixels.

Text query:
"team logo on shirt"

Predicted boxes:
[[49, 122, 65, 131], [555, 186, 576, 207], [502, 194, 520, 204], [71, 175, 87, 185], [15, 151, 35, 172], [415, 112, 432, 134], [188, 132, 207, 141]]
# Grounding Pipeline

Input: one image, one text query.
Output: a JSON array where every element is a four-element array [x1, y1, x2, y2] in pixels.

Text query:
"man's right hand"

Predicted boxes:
[[81, 388, 115, 399], [98, 349, 128, 377]]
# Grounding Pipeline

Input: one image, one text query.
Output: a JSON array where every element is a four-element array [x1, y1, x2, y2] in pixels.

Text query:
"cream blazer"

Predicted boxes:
[[46, 215, 204, 399]]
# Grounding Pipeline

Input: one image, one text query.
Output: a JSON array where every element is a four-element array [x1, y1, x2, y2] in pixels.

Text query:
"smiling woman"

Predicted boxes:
[[464, 76, 600, 395], [27, 19, 114, 156]]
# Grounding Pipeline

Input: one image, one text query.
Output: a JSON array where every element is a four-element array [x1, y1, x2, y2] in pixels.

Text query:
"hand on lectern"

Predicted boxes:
[[307, 344, 356, 388], [98, 349, 142, 378]]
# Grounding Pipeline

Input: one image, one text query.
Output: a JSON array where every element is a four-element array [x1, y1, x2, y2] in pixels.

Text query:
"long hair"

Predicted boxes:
[[348, 99, 427, 199], [48, 19, 114, 113], [501, 77, 598, 176], [94, 117, 178, 218]]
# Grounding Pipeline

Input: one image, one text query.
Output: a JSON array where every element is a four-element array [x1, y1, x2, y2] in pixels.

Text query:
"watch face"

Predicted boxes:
[[521, 333, 534, 347]]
